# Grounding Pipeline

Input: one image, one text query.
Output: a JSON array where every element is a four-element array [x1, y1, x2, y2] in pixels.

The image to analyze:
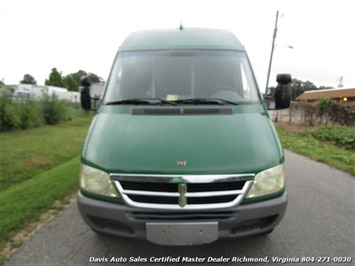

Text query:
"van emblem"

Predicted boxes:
[[177, 160, 187, 167]]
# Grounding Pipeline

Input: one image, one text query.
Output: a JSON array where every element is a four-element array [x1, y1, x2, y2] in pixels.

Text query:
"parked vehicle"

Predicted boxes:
[[77, 27, 292, 245]]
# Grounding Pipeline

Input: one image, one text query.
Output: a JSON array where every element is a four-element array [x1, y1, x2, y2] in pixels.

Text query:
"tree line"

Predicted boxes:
[[4, 72, 332, 98], [18, 68, 104, 91], [267, 78, 333, 100], [0, 68, 102, 132]]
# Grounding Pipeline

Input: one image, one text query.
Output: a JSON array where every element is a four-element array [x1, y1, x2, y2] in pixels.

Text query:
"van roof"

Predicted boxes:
[[119, 28, 245, 51]]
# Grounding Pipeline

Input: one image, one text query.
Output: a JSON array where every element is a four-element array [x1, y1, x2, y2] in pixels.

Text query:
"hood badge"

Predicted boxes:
[[177, 160, 187, 167]]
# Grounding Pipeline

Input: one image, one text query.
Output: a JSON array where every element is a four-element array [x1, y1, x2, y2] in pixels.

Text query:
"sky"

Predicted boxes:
[[0, 0, 354, 92]]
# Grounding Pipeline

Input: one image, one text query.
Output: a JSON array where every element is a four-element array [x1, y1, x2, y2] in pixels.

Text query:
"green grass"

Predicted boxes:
[[0, 116, 93, 191], [275, 123, 355, 176], [0, 156, 81, 248], [309, 125, 355, 150], [0, 115, 93, 263]]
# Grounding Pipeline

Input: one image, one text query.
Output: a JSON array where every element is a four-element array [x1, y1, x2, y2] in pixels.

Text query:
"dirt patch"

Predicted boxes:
[[24, 155, 50, 170]]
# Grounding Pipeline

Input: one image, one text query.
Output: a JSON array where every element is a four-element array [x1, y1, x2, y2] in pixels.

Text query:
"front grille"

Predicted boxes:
[[120, 181, 177, 192], [129, 211, 236, 221], [129, 195, 178, 204], [188, 195, 237, 204], [111, 174, 254, 210]]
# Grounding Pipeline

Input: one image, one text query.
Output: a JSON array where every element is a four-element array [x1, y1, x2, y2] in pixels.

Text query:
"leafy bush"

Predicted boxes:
[[317, 96, 331, 124], [310, 125, 355, 150], [19, 100, 44, 129], [0, 92, 81, 132], [329, 102, 355, 126], [41, 93, 69, 125], [298, 100, 355, 126], [0, 93, 21, 131]]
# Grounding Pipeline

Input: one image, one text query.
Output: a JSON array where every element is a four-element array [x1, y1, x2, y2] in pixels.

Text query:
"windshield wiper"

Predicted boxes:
[[106, 98, 177, 106], [172, 98, 238, 105]]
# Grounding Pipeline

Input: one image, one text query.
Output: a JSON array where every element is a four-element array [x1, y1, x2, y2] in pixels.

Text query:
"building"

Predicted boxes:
[[296, 87, 355, 102], [13, 84, 80, 103]]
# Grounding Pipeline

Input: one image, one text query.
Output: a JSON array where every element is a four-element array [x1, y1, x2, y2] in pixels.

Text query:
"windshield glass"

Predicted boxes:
[[104, 50, 260, 104]]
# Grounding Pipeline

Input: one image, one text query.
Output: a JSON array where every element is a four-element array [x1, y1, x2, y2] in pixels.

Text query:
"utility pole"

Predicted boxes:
[[337, 76, 344, 88], [265, 10, 279, 96]]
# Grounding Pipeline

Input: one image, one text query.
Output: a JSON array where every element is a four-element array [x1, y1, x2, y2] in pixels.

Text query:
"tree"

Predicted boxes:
[[62, 75, 78, 92], [267, 78, 333, 100], [20, 74, 37, 85], [45, 68, 64, 87], [292, 78, 317, 92], [44, 68, 104, 91], [87, 72, 102, 83], [318, 86, 333, 90], [62, 70, 104, 91]]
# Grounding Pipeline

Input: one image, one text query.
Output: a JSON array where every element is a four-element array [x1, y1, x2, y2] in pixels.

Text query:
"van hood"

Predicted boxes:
[[82, 106, 283, 175]]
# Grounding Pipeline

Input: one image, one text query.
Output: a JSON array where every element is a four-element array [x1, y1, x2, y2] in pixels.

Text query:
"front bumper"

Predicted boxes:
[[77, 191, 287, 245]]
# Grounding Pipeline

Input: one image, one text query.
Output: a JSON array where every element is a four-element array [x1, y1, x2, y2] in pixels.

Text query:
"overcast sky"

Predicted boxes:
[[0, 0, 354, 92]]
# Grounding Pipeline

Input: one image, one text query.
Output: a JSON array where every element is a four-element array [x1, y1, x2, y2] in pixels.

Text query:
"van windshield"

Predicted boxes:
[[104, 50, 260, 105]]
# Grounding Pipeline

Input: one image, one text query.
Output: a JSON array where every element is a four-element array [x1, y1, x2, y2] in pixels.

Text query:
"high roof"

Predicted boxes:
[[119, 28, 245, 51], [296, 87, 355, 101]]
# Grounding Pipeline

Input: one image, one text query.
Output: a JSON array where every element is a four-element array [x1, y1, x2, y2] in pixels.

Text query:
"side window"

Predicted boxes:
[[104, 58, 123, 101], [240, 64, 251, 99]]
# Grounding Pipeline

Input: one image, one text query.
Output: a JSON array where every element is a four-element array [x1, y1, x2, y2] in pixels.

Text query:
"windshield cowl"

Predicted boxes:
[[105, 98, 243, 106]]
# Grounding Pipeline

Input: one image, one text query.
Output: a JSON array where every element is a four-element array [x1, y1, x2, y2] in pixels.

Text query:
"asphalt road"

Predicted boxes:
[[4, 150, 354, 266]]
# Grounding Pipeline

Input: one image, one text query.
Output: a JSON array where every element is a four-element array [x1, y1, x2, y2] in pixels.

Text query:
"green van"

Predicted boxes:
[[77, 27, 292, 245]]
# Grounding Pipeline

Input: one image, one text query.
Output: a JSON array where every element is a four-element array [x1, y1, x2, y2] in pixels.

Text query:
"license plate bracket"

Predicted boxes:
[[146, 222, 218, 245]]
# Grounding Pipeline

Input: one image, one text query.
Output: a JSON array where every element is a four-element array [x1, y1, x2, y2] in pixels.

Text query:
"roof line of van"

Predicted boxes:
[[119, 28, 245, 52]]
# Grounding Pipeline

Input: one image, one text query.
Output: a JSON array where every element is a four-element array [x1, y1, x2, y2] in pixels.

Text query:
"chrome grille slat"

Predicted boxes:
[[111, 174, 254, 210]]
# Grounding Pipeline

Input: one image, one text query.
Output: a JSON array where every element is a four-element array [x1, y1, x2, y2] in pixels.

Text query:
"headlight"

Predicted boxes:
[[80, 165, 119, 197], [246, 164, 285, 198]]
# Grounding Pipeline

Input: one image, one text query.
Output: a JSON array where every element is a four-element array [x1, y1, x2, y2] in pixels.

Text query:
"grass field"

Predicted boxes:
[[0, 115, 93, 262], [0, 116, 93, 191], [275, 122, 355, 176]]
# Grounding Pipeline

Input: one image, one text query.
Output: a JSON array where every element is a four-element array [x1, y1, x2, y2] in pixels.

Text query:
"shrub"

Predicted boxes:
[[310, 125, 355, 150], [19, 100, 44, 129], [329, 101, 355, 126], [298, 100, 355, 126], [0, 92, 80, 132], [0, 93, 21, 131], [40, 93, 70, 125], [317, 96, 331, 124], [302, 102, 318, 126]]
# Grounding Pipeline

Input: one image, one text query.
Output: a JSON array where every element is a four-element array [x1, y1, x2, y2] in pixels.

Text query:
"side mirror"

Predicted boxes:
[[80, 89, 92, 110], [275, 74, 292, 109], [80, 76, 92, 111]]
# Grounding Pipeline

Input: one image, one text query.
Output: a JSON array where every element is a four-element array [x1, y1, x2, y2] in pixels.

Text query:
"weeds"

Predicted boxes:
[[275, 123, 355, 176], [309, 125, 355, 150]]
